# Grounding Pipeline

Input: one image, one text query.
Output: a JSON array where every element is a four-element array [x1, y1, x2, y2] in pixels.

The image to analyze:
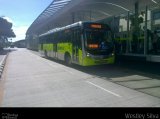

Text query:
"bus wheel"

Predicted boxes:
[[45, 50, 48, 58], [65, 54, 71, 65]]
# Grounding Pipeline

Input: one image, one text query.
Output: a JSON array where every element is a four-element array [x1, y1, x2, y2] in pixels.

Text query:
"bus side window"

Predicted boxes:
[[39, 38, 43, 50], [68, 31, 71, 43], [77, 30, 82, 49], [72, 29, 76, 44], [65, 30, 71, 43], [54, 33, 58, 43], [57, 32, 61, 43], [59, 31, 64, 43], [54, 33, 58, 52]]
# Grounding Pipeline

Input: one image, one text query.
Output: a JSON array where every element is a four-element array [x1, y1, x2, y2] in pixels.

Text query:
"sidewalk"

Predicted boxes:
[[0, 48, 10, 78]]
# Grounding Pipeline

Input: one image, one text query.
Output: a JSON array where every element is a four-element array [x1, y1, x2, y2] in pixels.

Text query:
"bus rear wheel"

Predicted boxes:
[[65, 54, 71, 65]]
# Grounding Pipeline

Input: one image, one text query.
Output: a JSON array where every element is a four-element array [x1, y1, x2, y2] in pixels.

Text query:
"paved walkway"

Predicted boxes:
[[1, 48, 160, 107]]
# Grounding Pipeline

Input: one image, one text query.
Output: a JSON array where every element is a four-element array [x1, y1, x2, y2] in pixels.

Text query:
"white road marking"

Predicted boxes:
[[86, 81, 122, 97]]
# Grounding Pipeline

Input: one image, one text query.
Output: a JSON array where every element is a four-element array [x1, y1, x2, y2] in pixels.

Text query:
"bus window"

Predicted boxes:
[[77, 30, 82, 49], [84, 29, 113, 55], [65, 30, 71, 42], [85, 30, 112, 45]]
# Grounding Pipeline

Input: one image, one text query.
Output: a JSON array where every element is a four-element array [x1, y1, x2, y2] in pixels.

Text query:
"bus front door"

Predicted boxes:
[[72, 30, 80, 63]]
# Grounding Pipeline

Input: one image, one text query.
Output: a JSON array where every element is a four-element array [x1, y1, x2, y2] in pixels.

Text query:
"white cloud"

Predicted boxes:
[[12, 26, 29, 42], [2, 16, 13, 23]]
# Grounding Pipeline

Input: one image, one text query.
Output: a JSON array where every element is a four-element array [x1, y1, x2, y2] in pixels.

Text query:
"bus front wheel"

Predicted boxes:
[[44, 50, 48, 58], [65, 54, 71, 65]]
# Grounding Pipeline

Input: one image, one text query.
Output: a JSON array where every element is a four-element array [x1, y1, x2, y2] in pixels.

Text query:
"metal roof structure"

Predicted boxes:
[[26, 0, 160, 35]]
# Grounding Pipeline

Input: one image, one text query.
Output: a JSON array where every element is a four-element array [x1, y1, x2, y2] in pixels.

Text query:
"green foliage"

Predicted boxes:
[[0, 17, 16, 50], [0, 17, 16, 38]]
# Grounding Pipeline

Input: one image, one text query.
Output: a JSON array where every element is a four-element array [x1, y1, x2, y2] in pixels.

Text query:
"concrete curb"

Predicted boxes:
[[0, 53, 9, 79]]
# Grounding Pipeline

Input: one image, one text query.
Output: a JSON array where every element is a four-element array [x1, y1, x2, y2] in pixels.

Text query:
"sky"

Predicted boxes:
[[0, 0, 53, 42]]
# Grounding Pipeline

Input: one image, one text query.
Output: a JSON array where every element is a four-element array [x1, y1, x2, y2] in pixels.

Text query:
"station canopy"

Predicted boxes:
[[26, 0, 160, 35]]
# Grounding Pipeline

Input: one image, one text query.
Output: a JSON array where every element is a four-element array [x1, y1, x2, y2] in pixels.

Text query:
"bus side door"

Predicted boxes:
[[72, 29, 81, 62]]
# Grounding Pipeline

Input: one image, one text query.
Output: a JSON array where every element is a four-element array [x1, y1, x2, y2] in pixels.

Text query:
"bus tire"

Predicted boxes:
[[44, 50, 48, 58], [65, 54, 71, 65]]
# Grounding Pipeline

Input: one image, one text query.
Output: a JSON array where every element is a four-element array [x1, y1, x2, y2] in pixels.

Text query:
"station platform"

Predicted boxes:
[[117, 53, 146, 62], [117, 53, 160, 63]]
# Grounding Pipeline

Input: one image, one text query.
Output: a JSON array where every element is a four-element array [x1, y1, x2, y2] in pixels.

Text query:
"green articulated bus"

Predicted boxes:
[[39, 21, 115, 66]]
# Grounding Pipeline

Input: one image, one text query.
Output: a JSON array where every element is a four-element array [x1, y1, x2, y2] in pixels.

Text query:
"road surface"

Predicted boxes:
[[0, 48, 160, 107]]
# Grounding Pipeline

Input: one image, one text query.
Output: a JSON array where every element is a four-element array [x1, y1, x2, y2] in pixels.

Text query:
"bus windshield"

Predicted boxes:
[[84, 29, 113, 55]]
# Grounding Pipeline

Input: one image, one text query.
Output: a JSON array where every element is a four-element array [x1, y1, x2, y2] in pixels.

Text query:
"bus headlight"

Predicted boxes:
[[87, 53, 90, 57]]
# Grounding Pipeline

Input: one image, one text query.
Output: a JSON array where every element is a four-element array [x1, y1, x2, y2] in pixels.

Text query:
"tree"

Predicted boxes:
[[0, 17, 16, 50], [0, 17, 16, 37]]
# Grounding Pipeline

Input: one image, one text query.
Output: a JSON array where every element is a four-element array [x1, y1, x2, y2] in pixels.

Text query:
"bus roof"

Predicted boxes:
[[39, 21, 83, 37], [39, 21, 109, 37]]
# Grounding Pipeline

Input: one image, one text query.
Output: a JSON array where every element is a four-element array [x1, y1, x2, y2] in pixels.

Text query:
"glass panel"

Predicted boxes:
[[84, 29, 114, 55], [149, 8, 160, 55]]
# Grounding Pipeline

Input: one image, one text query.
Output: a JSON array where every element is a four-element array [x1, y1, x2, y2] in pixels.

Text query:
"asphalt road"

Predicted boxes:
[[0, 48, 160, 107]]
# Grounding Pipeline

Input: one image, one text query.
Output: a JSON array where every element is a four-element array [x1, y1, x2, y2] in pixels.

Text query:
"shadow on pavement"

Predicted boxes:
[[47, 57, 160, 81]]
